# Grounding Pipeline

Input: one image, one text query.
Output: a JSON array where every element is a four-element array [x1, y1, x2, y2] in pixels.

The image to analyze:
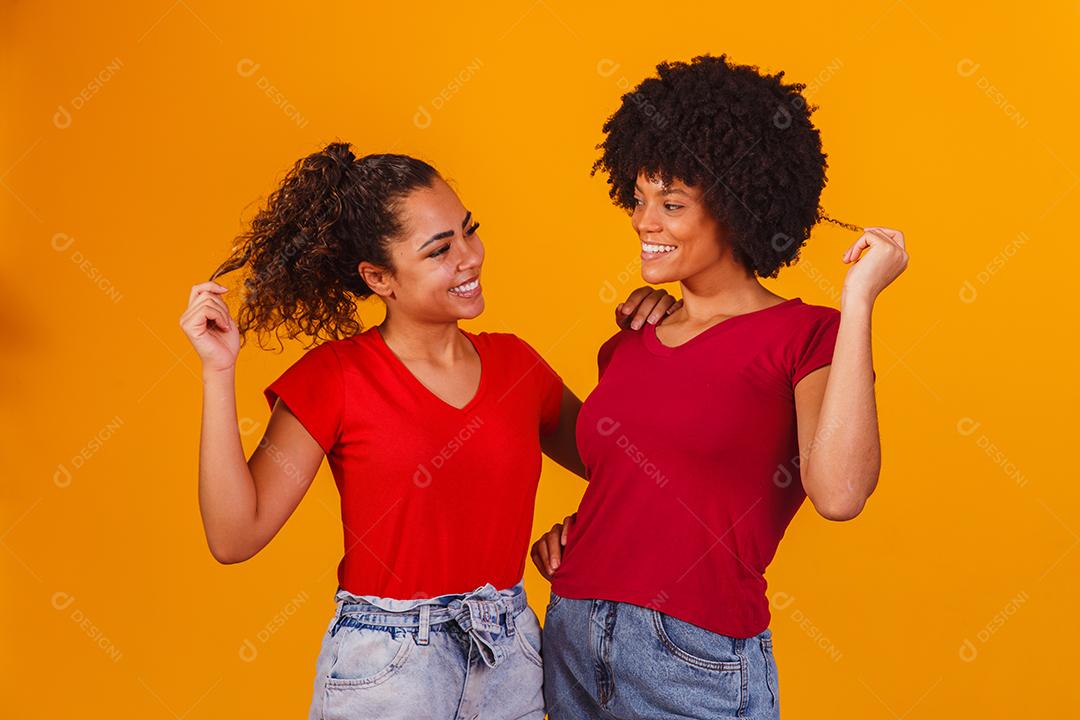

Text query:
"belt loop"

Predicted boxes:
[[503, 598, 516, 636], [328, 591, 346, 638], [330, 608, 345, 638], [416, 604, 431, 645]]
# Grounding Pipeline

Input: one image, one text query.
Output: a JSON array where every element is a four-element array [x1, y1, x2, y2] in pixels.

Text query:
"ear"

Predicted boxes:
[[359, 261, 394, 299]]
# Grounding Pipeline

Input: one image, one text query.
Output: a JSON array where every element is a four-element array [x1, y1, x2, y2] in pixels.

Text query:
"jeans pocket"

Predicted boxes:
[[650, 609, 743, 672], [514, 608, 544, 668], [546, 590, 564, 615], [325, 623, 414, 689], [759, 630, 778, 708]]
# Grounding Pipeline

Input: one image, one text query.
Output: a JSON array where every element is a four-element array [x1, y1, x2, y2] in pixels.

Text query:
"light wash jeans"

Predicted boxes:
[[542, 591, 780, 719], [307, 579, 544, 720]]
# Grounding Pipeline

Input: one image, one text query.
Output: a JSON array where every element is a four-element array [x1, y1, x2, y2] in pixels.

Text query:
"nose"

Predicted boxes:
[[633, 200, 663, 236], [457, 233, 483, 272]]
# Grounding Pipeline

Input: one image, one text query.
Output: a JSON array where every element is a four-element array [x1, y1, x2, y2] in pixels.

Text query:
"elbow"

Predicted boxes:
[[806, 468, 877, 522], [812, 493, 869, 522], [816, 502, 864, 522], [208, 540, 253, 565]]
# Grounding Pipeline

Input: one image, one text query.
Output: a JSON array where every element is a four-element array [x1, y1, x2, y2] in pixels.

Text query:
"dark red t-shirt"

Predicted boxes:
[[263, 327, 563, 599], [552, 297, 868, 637]]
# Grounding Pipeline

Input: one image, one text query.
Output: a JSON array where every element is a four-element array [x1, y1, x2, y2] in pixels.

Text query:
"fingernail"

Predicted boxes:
[[631, 319, 642, 330], [552, 559, 559, 570], [621, 304, 631, 314], [647, 314, 659, 324]]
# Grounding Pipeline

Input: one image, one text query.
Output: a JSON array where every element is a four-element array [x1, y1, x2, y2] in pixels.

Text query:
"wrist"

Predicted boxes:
[[840, 287, 876, 313], [202, 366, 236, 385]]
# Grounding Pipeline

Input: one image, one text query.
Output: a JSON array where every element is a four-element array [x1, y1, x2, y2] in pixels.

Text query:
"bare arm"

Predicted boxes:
[[182, 280, 325, 564], [794, 300, 879, 521], [199, 367, 325, 563], [540, 385, 586, 479], [538, 285, 681, 480], [797, 226, 908, 521], [531, 286, 682, 569]]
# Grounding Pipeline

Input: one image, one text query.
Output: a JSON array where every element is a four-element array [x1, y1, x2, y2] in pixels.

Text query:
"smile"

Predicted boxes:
[[449, 277, 481, 298], [641, 241, 677, 260]]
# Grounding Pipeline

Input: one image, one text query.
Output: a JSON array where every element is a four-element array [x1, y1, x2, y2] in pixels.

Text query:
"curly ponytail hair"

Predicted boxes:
[[210, 142, 440, 349]]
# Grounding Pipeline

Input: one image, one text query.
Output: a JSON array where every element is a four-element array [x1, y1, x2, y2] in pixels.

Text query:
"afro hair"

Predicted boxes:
[[592, 53, 847, 278]]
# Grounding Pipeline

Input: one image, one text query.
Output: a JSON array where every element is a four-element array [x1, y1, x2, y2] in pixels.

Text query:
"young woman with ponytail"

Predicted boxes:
[[179, 142, 675, 719]]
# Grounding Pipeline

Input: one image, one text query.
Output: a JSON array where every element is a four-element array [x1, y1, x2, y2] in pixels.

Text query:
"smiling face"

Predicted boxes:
[[360, 176, 485, 323], [631, 171, 729, 285]]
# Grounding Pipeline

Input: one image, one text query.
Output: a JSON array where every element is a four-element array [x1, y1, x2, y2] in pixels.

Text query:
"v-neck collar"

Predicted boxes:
[[643, 297, 802, 356], [370, 326, 487, 412]]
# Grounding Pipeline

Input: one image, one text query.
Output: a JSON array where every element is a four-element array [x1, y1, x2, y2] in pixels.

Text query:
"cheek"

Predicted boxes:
[[665, 217, 690, 246], [427, 261, 459, 292], [679, 217, 721, 259], [394, 260, 443, 298]]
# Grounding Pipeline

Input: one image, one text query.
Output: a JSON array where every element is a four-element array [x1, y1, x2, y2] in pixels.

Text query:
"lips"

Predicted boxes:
[[448, 276, 481, 298], [641, 241, 677, 261]]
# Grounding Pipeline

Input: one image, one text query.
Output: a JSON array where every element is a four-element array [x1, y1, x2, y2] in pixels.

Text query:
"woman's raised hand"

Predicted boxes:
[[179, 281, 241, 373], [841, 226, 908, 303], [616, 286, 682, 330]]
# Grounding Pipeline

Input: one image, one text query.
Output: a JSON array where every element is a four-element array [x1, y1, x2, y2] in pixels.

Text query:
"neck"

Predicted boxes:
[[377, 311, 468, 365], [675, 259, 779, 322]]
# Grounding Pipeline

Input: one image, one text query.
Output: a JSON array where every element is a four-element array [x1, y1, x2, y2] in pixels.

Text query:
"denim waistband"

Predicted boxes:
[[329, 579, 528, 668]]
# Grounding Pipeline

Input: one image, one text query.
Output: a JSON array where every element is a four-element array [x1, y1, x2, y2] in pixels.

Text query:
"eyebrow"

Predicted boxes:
[[418, 210, 472, 251], [634, 183, 689, 197]]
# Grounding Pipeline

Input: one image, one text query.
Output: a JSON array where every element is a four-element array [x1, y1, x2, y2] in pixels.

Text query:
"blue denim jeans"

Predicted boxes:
[[542, 591, 779, 719], [308, 579, 545, 720]]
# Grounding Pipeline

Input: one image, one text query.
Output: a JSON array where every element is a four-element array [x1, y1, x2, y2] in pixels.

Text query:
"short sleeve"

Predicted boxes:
[[263, 342, 345, 454], [791, 310, 840, 387], [513, 336, 564, 436]]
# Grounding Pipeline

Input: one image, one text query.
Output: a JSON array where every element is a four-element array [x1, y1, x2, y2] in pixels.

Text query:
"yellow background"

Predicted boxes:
[[3, 1, 1077, 716]]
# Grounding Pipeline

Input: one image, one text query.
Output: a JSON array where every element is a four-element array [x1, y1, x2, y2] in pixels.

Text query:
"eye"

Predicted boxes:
[[465, 221, 480, 236], [664, 203, 683, 211], [633, 197, 643, 207], [429, 243, 451, 258]]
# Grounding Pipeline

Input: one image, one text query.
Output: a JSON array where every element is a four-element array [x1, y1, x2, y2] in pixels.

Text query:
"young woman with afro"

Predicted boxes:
[[532, 53, 907, 719]]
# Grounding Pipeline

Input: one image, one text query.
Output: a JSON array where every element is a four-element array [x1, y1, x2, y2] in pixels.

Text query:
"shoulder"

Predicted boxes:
[[782, 299, 840, 333], [596, 328, 634, 374], [468, 330, 541, 360], [468, 331, 562, 389], [790, 298, 838, 319], [287, 336, 347, 365], [598, 328, 631, 356], [287, 330, 379, 378]]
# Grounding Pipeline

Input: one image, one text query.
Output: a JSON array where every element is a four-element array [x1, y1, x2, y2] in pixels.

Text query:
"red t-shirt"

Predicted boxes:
[[263, 327, 563, 599], [552, 297, 871, 638]]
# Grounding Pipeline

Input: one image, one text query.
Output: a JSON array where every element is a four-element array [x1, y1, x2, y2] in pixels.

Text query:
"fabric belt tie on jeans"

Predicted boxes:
[[333, 582, 527, 669], [433, 587, 525, 669]]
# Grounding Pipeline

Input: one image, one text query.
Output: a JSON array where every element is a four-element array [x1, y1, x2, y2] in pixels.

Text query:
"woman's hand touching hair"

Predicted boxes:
[[179, 281, 241, 375]]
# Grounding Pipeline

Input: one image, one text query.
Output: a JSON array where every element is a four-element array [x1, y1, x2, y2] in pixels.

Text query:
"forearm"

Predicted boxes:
[[542, 438, 587, 479], [541, 386, 587, 480], [803, 297, 881, 518], [199, 368, 258, 561]]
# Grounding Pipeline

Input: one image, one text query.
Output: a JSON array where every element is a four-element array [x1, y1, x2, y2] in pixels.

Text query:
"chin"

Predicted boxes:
[[641, 265, 678, 285], [454, 296, 485, 320]]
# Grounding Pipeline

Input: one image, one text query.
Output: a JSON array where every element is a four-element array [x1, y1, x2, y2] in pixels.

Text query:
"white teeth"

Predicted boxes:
[[450, 279, 479, 293], [642, 242, 676, 254]]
